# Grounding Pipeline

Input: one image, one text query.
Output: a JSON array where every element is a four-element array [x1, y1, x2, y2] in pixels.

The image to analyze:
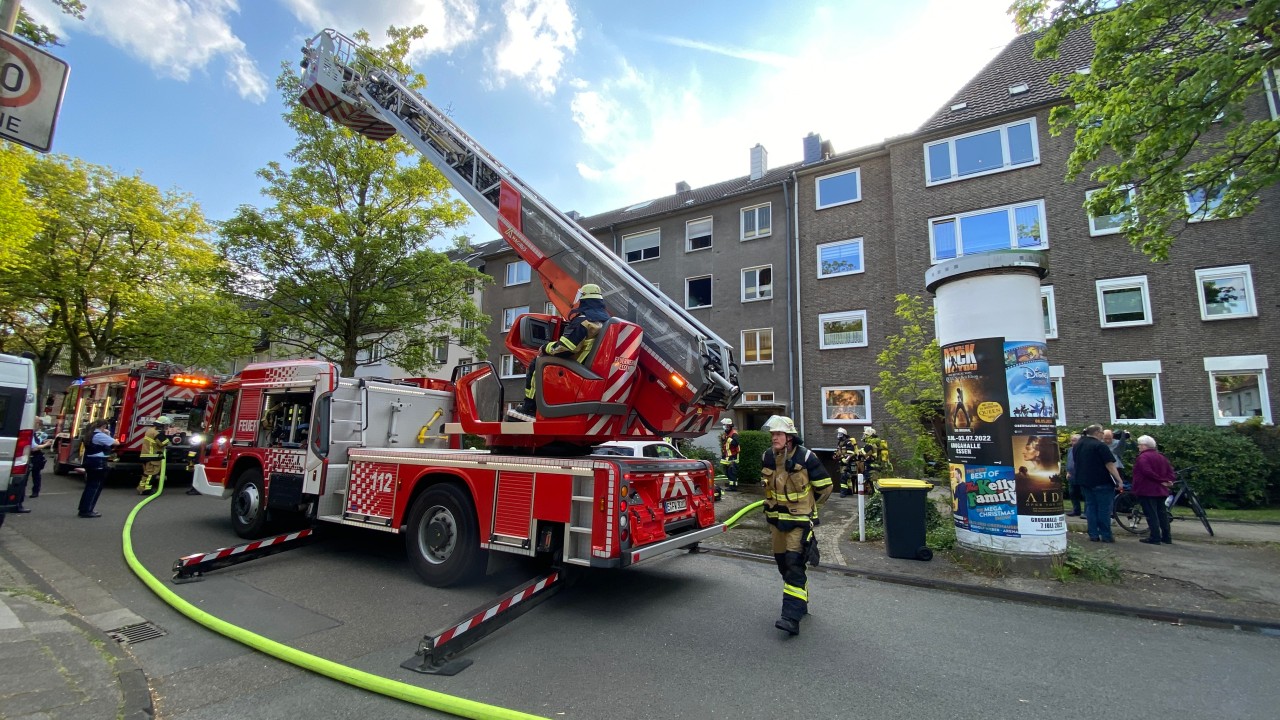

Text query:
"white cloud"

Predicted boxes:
[[491, 0, 577, 96], [278, 0, 484, 60], [645, 34, 798, 70]]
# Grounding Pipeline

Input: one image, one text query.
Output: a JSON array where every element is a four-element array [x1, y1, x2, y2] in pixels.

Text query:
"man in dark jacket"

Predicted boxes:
[[511, 283, 609, 421], [1074, 424, 1124, 542]]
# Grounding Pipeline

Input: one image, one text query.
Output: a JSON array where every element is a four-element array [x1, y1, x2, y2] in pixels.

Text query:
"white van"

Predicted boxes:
[[1, 353, 38, 524]]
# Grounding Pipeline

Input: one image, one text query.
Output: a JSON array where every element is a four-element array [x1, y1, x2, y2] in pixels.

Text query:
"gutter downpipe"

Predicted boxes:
[[789, 169, 804, 437]]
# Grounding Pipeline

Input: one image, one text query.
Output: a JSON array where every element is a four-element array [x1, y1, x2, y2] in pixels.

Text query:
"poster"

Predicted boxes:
[[1005, 340, 1064, 536], [942, 337, 1010, 466], [958, 465, 1018, 537]]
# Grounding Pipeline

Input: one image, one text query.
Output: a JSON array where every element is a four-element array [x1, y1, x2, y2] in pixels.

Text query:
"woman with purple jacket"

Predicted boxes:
[[1131, 435, 1175, 545]]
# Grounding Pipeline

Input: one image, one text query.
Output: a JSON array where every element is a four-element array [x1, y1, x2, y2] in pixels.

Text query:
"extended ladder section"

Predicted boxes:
[[299, 30, 741, 432]]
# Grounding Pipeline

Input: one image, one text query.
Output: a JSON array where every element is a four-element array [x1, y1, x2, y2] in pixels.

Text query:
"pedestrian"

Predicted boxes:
[[136, 415, 172, 495], [834, 426, 856, 497], [78, 419, 117, 518], [861, 427, 889, 480], [1131, 435, 1175, 545], [28, 416, 54, 500], [510, 283, 609, 421], [1103, 428, 1128, 479], [1065, 433, 1083, 516], [760, 415, 833, 636], [719, 417, 740, 492], [1074, 424, 1123, 542]]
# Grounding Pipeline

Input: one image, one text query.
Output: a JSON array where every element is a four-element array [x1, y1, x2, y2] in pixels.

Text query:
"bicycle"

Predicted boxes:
[[1113, 467, 1214, 537]]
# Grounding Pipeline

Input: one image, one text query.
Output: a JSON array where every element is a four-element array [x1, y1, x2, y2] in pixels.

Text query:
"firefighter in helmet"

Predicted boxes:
[[834, 426, 858, 497], [861, 426, 891, 482], [137, 415, 173, 495], [760, 415, 833, 636], [719, 417, 740, 493], [511, 283, 609, 421]]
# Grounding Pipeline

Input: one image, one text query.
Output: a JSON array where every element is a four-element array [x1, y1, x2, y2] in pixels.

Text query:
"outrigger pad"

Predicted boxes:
[[400, 655, 474, 676]]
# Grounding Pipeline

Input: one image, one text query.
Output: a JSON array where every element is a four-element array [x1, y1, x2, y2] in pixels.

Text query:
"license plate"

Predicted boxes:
[[664, 498, 687, 513]]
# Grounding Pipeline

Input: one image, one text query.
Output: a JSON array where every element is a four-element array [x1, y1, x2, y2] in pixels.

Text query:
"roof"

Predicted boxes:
[[917, 25, 1095, 135]]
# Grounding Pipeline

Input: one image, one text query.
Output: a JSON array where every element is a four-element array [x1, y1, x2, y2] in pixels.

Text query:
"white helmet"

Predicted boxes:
[[762, 415, 798, 436], [836, 427, 848, 436], [863, 426, 877, 438], [720, 417, 734, 427]]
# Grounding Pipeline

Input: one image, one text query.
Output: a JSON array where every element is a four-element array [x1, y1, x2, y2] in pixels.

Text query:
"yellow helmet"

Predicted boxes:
[[577, 283, 603, 300], [762, 415, 798, 435]]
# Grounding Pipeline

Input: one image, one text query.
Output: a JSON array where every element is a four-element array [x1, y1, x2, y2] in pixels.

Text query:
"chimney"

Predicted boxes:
[[750, 144, 768, 180], [676, 180, 691, 193], [803, 133, 823, 165], [566, 210, 581, 221]]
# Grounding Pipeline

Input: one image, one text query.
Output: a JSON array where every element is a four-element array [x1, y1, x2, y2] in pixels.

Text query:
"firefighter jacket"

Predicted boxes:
[[542, 297, 608, 362], [721, 429, 740, 464], [761, 444, 833, 525], [863, 437, 888, 468], [834, 435, 856, 468], [141, 427, 169, 458]]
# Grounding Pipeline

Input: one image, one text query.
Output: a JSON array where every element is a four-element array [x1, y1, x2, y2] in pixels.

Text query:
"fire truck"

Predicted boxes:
[[189, 29, 743, 589], [53, 360, 217, 479]]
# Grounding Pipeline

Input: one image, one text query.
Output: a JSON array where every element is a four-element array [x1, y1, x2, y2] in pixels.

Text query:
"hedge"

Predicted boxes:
[[734, 430, 771, 485]]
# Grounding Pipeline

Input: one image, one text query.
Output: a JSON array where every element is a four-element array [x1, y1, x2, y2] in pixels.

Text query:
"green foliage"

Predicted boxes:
[[1229, 419, 1280, 504], [676, 440, 717, 464], [734, 430, 770, 485], [14, 1, 85, 47], [1009, 0, 1280, 261], [1052, 544, 1122, 584], [219, 26, 489, 376], [461, 433, 488, 450], [0, 144, 38, 271], [875, 294, 946, 478]]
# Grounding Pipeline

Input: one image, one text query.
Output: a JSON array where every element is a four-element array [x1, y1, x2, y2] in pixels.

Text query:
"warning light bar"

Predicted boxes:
[[172, 374, 214, 388]]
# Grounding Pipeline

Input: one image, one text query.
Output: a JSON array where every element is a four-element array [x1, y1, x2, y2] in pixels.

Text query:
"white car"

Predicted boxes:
[[591, 440, 685, 459]]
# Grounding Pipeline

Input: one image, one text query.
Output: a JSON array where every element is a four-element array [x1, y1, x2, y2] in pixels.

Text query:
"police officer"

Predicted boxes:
[[137, 415, 172, 495], [511, 283, 609, 421], [719, 417, 740, 492], [834, 427, 856, 497], [761, 415, 833, 636]]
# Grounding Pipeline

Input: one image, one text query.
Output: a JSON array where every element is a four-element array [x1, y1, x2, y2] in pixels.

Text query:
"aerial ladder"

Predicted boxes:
[[298, 30, 740, 451]]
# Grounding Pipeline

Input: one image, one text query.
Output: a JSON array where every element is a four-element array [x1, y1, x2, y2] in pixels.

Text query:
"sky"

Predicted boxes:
[[22, 0, 1021, 247]]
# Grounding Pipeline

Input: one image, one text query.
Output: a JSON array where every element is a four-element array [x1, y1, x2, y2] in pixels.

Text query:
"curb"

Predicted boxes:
[[705, 546, 1280, 637], [0, 537, 155, 719]]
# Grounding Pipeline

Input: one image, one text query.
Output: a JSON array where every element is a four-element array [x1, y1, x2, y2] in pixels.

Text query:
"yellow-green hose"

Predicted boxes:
[[724, 499, 764, 529]]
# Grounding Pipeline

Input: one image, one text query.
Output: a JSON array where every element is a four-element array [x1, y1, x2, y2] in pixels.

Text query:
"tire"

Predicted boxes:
[[231, 467, 270, 539], [916, 547, 933, 561], [404, 483, 486, 587], [1188, 492, 1214, 537], [1112, 493, 1146, 535]]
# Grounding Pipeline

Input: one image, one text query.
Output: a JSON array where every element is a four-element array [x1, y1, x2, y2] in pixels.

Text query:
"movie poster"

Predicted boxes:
[[942, 337, 1011, 466], [1004, 340, 1064, 536]]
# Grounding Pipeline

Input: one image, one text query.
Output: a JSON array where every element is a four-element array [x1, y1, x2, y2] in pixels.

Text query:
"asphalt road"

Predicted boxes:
[[10, 472, 1280, 720]]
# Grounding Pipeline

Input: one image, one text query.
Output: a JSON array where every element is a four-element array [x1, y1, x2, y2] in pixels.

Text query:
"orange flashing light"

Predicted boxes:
[[172, 374, 213, 389], [668, 373, 687, 390]]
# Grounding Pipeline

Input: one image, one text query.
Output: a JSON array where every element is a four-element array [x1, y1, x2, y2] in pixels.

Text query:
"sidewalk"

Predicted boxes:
[[0, 529, 152, 719], [707, 486, 1280, 630]]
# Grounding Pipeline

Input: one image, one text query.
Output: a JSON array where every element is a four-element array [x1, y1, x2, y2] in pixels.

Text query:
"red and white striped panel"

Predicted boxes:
[[300, 83, 395, 141], [125, 380, 198, 448], [431, 572, 560, 646], [175, 529, 313, 569], [264, 448, 306, 476], [346, 461, 397, 519], [585, 324, 643, 436]]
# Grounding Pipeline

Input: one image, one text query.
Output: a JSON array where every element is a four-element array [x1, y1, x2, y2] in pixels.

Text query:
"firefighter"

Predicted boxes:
[[136, 415, 172, 495], [760, 415, 833, 636], [861, 426, 891, 484], [834, 426, 857, 497], [719, 417, 740, 492], [511, 284, 609, 421]]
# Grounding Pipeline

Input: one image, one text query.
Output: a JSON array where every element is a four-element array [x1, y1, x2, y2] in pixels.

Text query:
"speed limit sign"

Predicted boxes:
[[0, 30, 70, 153]]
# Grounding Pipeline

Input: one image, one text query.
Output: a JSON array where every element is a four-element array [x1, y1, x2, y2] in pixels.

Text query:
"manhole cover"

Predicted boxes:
[[107, 621, 167, 645]]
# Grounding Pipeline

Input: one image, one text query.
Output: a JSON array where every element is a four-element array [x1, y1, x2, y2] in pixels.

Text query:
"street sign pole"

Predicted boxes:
[[0, 0, 20, 34]]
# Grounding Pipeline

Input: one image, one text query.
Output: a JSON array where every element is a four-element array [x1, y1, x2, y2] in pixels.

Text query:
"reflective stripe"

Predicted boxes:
[[764, 509, 817, 522], [766, 488, 812, 502], [783, 583, 808, 601], [811, 477, 834, 488]]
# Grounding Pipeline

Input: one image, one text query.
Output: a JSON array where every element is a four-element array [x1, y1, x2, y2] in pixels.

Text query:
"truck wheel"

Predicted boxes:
[[231, 468, 270, 539], [404, 483, 486, 587]]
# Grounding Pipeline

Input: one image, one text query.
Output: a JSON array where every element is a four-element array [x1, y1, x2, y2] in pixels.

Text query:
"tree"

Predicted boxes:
[[12, 0, 85, 47], [0, 143, 38, 271], [875, 294, 946, 478], [219, 26, 489, 377], [1009, 0, 1280, 260]]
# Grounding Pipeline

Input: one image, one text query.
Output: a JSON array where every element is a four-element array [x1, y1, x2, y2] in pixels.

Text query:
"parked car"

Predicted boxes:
[[1, 353, 38, 526], [591, 440, 685, 459]]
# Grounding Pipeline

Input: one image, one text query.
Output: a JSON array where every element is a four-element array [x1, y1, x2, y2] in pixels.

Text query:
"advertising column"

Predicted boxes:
[[925, 252, 1065, 556]]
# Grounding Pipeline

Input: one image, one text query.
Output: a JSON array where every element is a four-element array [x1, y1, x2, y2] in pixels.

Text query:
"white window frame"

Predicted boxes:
[[744, 391, 775, 403], [741, 265, 773, 302], [1103, 360, 1164, 425], [818, 310, 868, 350], [820, 385, 872, 425], [505, 260, 531, 286], [928, 199, 1048, 263], [1265, 66, 1279, 120], [740, 203, 772, 241], [622, 228, 660, 263], [1095, 275, 1152, 328], [1195, 264, 1257, 320], [1185, 175, 1233, 222], [740, 328, 774, 365], [685, 274, 713, 309], [1204, 355, 1272, 425], [499, 354, 525, 379], [686, 217, 713, 253], [923, 117, 1040, 186], [544, 301, 557, 316], [816, 237, 865, 279], [815, 167, 861, 210], [1049, 365, 1066, 426], [1041, 285, 1058, 340], [1085, 186, 1134, 236], [502, 305, 529, 332], [432, 336, 450, 364]]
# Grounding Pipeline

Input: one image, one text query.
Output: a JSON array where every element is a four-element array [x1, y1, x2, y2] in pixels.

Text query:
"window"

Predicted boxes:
[[817, 238, 864, 278], [1265, 67, 1279, 120], [741, 328, 774, 364], [458, 357, 473, 369], [929, 200, 1047, 263], [499, 354, 526, 378], [685, 275, 712, 309], [815, 168, 861, 209], [741, 203, 772, 240], [502, 305, 529, 332], [433, 336, 449, 364], [686, 217, 713, 252], [744, 392, 775, 403], [821, 386, 871, 424], [622, 229, 660, 263], [1185, 178, 1231, 222], [742, 265, 773, 302], [505, 260, 531, 286], [1049, 365, 1066, 426], [544, 301, 557, 316], [1204, 355, 1272, 425], [1085, 187, 1134, 236], [818, 310, 867, 349], [1095, 276, 1152, 328], [1041, 286, 1058, 340], [924, 117, 1039, 185], [1196, 265, 1256, 320], [1103, 360, 1164, 424]]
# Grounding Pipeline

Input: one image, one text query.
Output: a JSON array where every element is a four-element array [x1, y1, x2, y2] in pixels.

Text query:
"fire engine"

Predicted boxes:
[[190, 29, 742, 589], [53, 360, 217, 479]]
